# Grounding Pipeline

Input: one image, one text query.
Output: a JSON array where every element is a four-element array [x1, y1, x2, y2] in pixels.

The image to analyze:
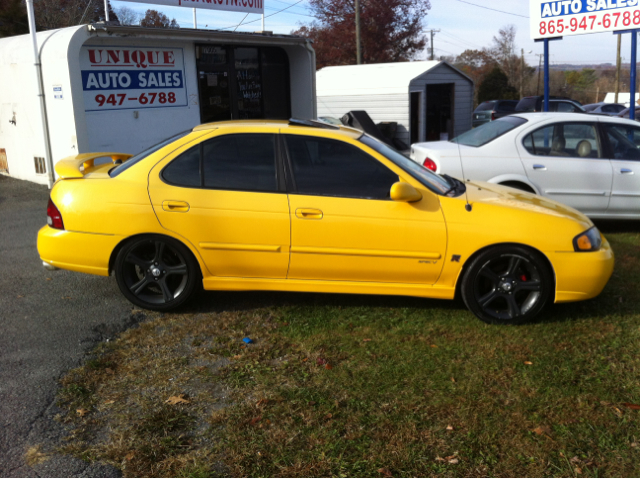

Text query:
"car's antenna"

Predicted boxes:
[[453, 130, 472, 212]]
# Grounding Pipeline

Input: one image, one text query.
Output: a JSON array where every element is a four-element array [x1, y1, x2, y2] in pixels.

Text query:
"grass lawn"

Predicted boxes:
[[56, 224, 640, 477]]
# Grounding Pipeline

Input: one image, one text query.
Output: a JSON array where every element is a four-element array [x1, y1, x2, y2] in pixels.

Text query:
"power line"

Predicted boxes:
[[454, 0, 529, 19], [220, 0, 306, 30]]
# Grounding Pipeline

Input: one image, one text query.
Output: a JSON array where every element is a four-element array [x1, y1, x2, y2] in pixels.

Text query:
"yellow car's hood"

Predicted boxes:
[[463, 180, 593, 228]]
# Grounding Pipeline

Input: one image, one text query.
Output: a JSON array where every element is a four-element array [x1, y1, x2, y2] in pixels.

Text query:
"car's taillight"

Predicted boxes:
[[47, 198, 64, 230], [423, 158, 437, 172], [491, 111, 497, 121]]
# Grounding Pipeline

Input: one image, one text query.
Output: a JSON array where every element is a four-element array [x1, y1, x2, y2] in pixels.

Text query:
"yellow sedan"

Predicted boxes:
[[38, 120, 614, 325]]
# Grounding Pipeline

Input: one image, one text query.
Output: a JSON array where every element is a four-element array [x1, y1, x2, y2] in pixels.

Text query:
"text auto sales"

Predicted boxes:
[[537, 0, 640, 36], [542, 0, 640, 17]]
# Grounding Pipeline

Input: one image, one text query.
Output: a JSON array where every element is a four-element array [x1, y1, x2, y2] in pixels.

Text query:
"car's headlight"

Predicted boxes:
[[573, 226, 602, 252]]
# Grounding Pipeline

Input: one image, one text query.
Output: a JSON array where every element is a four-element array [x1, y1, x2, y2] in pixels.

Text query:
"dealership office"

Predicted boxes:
[[0, 24, 316, 184]]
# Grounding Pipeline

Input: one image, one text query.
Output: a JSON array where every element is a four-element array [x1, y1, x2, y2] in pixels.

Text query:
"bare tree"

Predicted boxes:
[[114, 6, 140, 25], [485, 25, 519, 90], [32, 0, 118, 30]]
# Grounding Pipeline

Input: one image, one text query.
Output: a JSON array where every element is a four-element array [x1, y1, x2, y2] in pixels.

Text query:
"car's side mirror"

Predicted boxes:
[[390, 182, 422, 203]]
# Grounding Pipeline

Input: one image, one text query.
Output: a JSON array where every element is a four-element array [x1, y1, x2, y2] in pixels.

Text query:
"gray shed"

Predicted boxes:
[[316, 61, 474, 145]]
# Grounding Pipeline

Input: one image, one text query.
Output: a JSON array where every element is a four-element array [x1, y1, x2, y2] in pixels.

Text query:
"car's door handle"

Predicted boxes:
[[533, 164, 547, 170], [621, 168, 634, 175], [162, 200, 190, 212], [295, 208, 323, 220]]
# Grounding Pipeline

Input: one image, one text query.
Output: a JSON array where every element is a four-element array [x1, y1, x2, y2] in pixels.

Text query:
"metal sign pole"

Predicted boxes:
[[193, 8, 197, 28], [104, 0, 109, 21], [631, 31, 637, 120]]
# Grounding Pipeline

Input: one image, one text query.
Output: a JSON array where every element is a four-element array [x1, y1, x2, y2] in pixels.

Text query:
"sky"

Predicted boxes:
[[110, 0, 634, 67]]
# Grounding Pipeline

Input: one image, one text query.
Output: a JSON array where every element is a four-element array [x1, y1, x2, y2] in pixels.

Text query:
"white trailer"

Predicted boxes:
[[0, 24, 316, 185], [316, 61, 474, 147]]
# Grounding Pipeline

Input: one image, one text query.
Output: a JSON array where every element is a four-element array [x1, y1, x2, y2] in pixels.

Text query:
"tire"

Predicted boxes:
[[114, 235, 200, 311], [500, 181, 536, 194], [460, 245, 553, 325]]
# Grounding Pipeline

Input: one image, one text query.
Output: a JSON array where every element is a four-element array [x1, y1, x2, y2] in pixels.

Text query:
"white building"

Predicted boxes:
[[0, 24, 316, 185], [316, 61, 474, 146], [603, 92, 640, 107]]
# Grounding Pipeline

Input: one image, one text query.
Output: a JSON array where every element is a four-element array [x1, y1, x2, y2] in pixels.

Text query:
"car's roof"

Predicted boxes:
[[192, 119, 363, 139], [509, 112, 640, 126]]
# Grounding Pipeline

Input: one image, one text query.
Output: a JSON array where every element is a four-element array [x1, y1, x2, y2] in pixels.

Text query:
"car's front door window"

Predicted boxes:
[[602, 123, 640, 160], [284, 135, 398, 198]]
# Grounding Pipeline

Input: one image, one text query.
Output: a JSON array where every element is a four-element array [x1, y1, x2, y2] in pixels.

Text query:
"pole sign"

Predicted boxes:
[[531, 0, 640, 39], [80, 46, 188, 112], [119, 0, 264, 15]]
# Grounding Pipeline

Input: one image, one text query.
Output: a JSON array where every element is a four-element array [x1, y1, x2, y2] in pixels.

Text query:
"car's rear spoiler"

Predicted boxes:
[[54, 152, 133, 178]]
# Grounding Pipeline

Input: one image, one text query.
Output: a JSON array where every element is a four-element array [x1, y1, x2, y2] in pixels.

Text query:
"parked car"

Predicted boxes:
[[472, 100, 518, 128], [515, 96, 585, 113], [410, 112, 640, 219], [583, 102, 626, 116], [37, 119, 613, 325], [617, 106, 640, 120]]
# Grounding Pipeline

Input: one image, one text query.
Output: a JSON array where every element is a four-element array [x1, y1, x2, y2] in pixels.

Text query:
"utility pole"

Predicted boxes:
[[536, 53, 543, 95], [355, 0, 362, 64], [615, 34, 622, 103], [520, 48, 525, 98], [427, 29, 440, 61]]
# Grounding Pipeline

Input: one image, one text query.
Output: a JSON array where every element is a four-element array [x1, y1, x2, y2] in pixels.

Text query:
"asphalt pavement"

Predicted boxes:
[[0, 175, 135, 477]]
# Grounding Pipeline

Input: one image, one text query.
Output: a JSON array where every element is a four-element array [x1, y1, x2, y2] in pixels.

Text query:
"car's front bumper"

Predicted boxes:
[[37, 225, 123, 277], [548, 237, 615, 303]]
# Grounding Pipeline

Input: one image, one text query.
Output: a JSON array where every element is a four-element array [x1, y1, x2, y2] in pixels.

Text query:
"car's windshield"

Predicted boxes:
[[450, 116, 527, 147], [475, 101, 495, 112], [359, 135, 453, 195], [109, 130, 192, 177]]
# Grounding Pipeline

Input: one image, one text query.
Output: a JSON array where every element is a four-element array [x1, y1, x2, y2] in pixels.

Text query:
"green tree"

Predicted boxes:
[[477, 65, 518, 103]]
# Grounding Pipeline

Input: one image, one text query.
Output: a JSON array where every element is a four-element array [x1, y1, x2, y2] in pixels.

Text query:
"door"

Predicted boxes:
[[149, 131, 291, 278], [283, 133, 447, 284], [196, 46, 232, 123], [601, 122, 640, 216], [519, 121, 612, 214]]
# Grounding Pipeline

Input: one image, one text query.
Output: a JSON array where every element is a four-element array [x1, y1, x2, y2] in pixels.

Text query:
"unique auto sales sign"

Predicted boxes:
[[80, 46, 188, 112], [531, 0, 640, 39], [120, 0, 263, 15]]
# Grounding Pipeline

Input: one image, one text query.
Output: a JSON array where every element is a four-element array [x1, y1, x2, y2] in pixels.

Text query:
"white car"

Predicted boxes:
[[410, 113, 640, 219]]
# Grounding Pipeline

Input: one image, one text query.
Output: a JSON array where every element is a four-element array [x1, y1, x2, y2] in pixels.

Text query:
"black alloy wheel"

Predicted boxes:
[[461, 245, 553, 325], [115, 235, 200, 311]]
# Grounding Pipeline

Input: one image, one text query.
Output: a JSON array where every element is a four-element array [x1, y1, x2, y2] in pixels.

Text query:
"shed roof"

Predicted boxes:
[[317, 61, 470, 96]]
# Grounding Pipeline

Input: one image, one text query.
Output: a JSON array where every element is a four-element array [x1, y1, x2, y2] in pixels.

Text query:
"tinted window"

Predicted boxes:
[[603, 123, 640, 160], [515, 97, 537, 112], [285, 135, 398, 199], [497, 101, 517, 112], [360, 135, 451, 195], [475, 101, 496, 112], [203, 134, 277, 192], [162, 146, 201, 187], [523, 123, 601, 158], [110, 130, 191, 177], [556, 102, 574, 112], [451, 116, 527, 147]]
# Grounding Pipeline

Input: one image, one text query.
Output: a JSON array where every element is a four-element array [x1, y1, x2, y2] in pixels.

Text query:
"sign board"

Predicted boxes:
[[120, 0, 263, 15], [531, 0, 640, 39], [80, 46, 188, 112]]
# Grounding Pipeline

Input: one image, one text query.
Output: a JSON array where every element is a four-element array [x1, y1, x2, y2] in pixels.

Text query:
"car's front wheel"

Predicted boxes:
[[114, 235, 200, 311], [461, 245, 553, 325]]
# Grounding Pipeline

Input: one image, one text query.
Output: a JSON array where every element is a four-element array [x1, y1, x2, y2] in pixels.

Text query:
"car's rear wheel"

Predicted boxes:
[[115, 235, 200, 311], [461, 245, 553, 325]]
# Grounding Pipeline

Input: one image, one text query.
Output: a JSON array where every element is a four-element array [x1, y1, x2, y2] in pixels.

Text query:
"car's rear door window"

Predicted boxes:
[[161, 134, 279, 192], [523, 123, 601, 158], [284, 135, 398, 199], [202, 134, 278, 192]]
